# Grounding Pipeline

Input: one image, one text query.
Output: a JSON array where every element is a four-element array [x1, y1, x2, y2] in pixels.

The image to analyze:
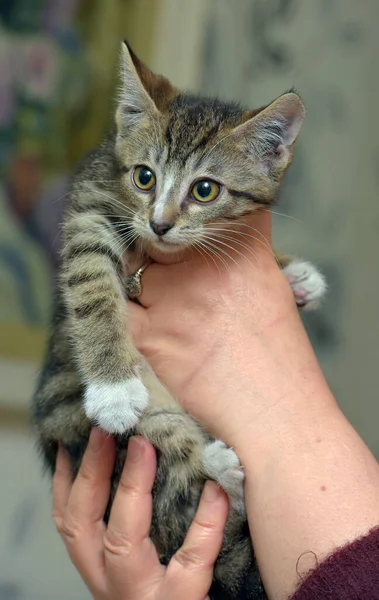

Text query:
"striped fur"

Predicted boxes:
[[32, 43, 322, 600]]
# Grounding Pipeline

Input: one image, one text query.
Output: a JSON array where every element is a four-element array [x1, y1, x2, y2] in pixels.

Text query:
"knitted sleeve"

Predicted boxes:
[[290, 527, 379, 600]]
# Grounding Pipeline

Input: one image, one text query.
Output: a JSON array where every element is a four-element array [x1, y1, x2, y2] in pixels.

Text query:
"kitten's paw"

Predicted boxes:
[[283, 260, 327, 311], [202, 440, 245, 513], [84, 378, 149, 434]]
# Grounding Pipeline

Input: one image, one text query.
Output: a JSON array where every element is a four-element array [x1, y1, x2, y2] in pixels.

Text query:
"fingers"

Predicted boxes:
[[52, 445, 73, 529], [65, 430, 116, 526], [104, 437, 164, 599], [53, 429, 116, 597], [54, 436, 229, 600], [163, 481, 229, 600]]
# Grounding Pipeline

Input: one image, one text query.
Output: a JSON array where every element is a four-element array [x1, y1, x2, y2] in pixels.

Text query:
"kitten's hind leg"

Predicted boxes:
[[136, 403, 251, 594], [137, 388, 245, 515], [136, 407, 207, 560], [202, 440, 245, 515]]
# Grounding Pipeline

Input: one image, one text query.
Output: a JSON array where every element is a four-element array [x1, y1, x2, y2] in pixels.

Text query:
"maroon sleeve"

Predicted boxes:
[[290, 527, 379, 600]]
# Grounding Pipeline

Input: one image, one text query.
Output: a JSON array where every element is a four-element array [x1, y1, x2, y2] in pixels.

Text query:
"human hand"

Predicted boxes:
[[53, 429, 229, 600], [127, 215, 379, 600], [129, 213, 321, 447]]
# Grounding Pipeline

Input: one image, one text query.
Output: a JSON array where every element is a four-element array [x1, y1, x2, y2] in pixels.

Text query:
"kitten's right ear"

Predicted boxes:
[[116, 41, 177, 130], [233, 92, 305, 173]]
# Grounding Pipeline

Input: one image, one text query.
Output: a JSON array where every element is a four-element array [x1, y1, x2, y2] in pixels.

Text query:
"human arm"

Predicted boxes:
[[129, 213, 379, 599]]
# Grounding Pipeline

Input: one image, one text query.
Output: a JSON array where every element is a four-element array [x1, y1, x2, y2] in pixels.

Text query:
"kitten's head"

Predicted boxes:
[[115, 42, 304, 254]]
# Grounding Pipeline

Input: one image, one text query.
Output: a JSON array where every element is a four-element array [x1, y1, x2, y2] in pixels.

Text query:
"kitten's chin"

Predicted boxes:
[[151, 240, 188, 254], [144, 238, 190, 262], [145, 238, 188, 254]]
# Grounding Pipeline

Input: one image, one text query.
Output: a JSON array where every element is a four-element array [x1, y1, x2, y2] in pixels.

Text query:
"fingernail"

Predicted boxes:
[[203, 481, 221, 502], [127, 436, 144, 463], [89, 428, 106, 452]]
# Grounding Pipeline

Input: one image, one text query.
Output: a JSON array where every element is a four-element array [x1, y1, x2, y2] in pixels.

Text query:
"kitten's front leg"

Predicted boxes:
[[276, 252, 327, 310], [62, 211, 148, 434]]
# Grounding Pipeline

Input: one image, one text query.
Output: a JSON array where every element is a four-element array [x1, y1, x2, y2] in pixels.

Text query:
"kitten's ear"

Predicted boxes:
[[116, 41, 176, 129], [235, 92, 305, 169]]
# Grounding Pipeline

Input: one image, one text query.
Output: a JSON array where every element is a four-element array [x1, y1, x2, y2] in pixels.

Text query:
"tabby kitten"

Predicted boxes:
[[32, 42, 326, 600]]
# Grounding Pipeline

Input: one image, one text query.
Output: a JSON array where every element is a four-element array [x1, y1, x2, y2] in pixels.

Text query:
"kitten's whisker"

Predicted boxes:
[[63, 217, 138, 260], [206, 226, 267, 240], [197, 239, 229, 270], [114, 230, 140, 254], [85, 213, 135, 220], [192, 241, 218, 273], [201, 237, 241, 270], [206, 228, 263, 244], [210, 220, 270, 240], [63, 224, 117, 248], [62, 211, 134, 222], [204, 236, 254, 269], [205, 226, 271, 258], [66, 239, 123, 261], [56, 219, 132, 254], [63, 221, 131, 248], [91, 189, 138, 216], [199, 244, 227, 273], [59, 214, 136, 252], [117, 230, 139, 247], [209, 222, 273, 255], [114, 228, 135, 244], [260, 207, 302, 223], [51, 221, 65, 249], [81, 179, 122, 183], [192, 242, 211, 270], [206, 233, 259, 263], [52, 191, 72, 204]]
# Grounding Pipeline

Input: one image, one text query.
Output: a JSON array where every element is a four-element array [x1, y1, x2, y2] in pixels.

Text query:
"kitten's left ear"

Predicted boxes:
[[235, 92, 305, 169], [117, 41, 177, 129]]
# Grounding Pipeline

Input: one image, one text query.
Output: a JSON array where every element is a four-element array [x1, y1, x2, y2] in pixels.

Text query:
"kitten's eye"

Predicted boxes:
[[133, 166, 156, 191], [191, 180, 221, 203]]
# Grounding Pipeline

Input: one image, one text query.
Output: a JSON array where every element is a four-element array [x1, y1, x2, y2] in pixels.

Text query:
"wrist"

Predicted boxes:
[[181, 299, 328, 447], [233, 378, 338, 476]]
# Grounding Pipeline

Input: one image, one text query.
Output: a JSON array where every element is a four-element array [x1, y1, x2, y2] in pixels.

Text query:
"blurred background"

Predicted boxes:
[[0, 0, 378, 598]]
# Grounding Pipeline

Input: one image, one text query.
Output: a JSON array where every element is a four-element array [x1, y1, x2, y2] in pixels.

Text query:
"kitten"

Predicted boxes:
[[32, 42, 326, 600]]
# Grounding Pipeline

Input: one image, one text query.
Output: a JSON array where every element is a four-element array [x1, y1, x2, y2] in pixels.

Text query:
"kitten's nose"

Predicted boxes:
[[150, 220, 173, 236]]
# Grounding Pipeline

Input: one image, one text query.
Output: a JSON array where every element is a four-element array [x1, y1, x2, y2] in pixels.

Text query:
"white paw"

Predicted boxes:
[[202, 440, 245, 512], [84, 378, 149, 434], [283, 260, 327, 311]]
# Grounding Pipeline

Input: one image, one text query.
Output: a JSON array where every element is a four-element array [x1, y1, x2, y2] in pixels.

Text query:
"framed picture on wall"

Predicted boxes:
[[0, 6, 85, 413], [0, 0, 159, 414]]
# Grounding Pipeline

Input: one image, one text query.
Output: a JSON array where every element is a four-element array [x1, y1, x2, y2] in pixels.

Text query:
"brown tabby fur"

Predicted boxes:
[[32, 42, 313, 600]]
